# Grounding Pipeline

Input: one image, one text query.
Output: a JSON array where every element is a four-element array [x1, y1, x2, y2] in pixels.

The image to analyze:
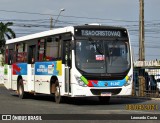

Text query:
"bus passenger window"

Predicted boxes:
[[16, 43, 27, 62], [5, 46, 9, 64], [28, 45, 36, 64], [45, 36, 59, 61], [8, 49, 13, 65], [38, 39, 45, 61]]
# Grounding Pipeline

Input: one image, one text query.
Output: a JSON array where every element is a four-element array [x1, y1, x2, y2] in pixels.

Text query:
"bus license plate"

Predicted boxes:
[[101, 92, 112, 96]]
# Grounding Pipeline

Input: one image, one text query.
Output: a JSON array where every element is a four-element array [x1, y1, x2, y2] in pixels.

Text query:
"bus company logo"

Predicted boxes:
[[2, 115, 11, 120]]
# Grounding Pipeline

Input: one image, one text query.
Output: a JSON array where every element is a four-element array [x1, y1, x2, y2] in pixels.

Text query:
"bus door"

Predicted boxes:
[[28, 45, 36, 92], [63, 40, 71, 94]]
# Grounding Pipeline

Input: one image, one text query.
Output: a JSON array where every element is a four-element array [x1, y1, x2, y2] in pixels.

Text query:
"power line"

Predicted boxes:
[[1, 9, 160, 23], [0, 18, 50, 22], [0, 9, 139, 22]]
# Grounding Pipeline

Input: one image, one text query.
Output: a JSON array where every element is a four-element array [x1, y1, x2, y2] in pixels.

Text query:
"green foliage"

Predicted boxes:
[[0, 22, 16, 51], [0, 22, 16, 65]]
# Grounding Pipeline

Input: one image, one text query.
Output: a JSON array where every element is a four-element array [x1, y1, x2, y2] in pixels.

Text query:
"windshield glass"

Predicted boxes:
[[75, 39, 130, 74]]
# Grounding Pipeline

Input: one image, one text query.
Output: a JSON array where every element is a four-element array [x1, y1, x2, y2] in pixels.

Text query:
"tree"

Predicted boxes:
[[0, 22, 16, 54], [0, 22, 16, 65]]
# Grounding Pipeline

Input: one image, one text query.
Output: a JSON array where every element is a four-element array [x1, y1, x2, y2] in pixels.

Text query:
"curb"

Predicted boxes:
[[150, 98, 160, 100], [113, 96, 160, 100], [112, 96, 151, 100]]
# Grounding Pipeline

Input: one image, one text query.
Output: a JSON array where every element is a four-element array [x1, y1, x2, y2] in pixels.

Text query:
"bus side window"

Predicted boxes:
[[5, 46, 9, 64], [28, 45, 36, 64], [8, 49, 13, 65], [38, 39, 45, 61], [45, 36, 59, 61]]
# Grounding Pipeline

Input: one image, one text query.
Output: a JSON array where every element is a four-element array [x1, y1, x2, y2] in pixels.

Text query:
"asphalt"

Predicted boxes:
[[0, 83, 160, 101]]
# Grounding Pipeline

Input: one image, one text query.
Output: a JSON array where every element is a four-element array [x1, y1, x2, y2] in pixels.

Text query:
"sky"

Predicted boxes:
[[0, 0, 160, 61]]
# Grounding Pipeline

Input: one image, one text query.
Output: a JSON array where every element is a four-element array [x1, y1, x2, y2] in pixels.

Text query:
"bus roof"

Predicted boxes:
[[6, 26, 74, 44]]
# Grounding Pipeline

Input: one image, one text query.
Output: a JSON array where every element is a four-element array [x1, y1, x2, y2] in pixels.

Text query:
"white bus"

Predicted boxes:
[[4, 24, 133, 103]]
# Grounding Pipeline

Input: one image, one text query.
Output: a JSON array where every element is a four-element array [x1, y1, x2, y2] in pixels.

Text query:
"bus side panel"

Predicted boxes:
[[4, 65, 12, 89], [34, 61, 62, 94], [34, 75, 50, 94], [11, 75, 17, 90], [22, 75, 28, 92], [27, 64, 35, 92], [12, 63, 28, 91]]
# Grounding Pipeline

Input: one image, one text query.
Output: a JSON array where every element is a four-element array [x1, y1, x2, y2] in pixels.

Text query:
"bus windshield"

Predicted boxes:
[[75, 39, 130, 74]]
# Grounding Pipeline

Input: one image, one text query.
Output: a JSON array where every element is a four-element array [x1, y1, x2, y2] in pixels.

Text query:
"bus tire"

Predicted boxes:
[[54, 81, 63, 104], [99, 96, 110, 104], [18, 79, 26, 99]]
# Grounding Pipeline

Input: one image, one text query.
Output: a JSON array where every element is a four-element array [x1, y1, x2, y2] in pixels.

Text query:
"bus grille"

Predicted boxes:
[[90, 88, 122, 95]]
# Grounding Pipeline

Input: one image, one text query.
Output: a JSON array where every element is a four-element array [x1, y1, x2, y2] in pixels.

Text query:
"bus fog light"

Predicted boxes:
[[78, 80, 85, 86]]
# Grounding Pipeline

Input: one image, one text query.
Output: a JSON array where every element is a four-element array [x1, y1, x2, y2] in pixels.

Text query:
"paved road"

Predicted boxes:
[[0, 84, 160, 115], [0, 85, 160, 123]]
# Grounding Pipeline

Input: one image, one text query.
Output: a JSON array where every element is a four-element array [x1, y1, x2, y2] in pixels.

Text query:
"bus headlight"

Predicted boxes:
[[75, 75, 87, 87], [124, 75, 132, 86]]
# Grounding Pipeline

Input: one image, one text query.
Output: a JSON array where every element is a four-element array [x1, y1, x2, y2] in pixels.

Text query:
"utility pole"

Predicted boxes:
[[139, 0, 145, 91], [53, 8, 65, 28], [139, 0, 145, 61], [50, 17, 53, 29]]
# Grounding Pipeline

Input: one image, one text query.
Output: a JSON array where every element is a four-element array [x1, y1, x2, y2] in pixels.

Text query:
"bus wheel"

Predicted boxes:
[[99, 96, 110, 104], [18, 79, 26, 99], [54, 82, 62, 104]]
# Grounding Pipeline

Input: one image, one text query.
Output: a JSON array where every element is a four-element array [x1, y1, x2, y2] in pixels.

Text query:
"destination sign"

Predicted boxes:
[[74, 28, 128, 38], [81, 30, 121, 37]]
